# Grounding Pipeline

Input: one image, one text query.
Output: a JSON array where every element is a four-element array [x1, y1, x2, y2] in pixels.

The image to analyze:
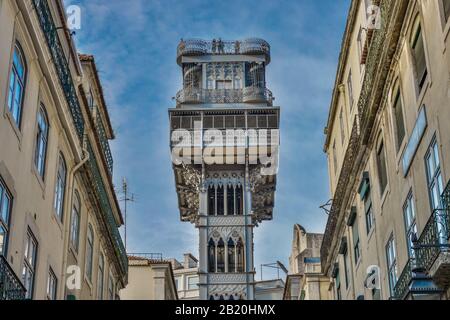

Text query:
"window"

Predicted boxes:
[[34, 105, 49, 178], [70, 191, 81, 252], [97, 253, 105, 300], [343, 246, 350, 289], [217, 186, 224, 216], [47, 268, 57, 300], [54, 154, 67, 220], [187, 276, 199, 290], [7, 43, 27, 127], [411, 23, 428, 92], [392, 89, 405, 150], [233, 77, 242, 89], [352, 218, 361, 263], [339, 109, 345, 145], [216, 80, 232, 90], [174, 277, 181, 290], [217, 238, 225, 272], [386, 236, 397, 297], [0, 179, 12, 256], [86, 225, 94, 281], [236, 238, 244, 272], [23, 231, 38, 299], [403, 192, 418, 258], [364, 191, 374, 234], [357, 27, 364, 64], [425, 137, 444, 210], [108, 273, 115, 300], [208, 238, 216, 272], [335, 269, 342, 300], [208, 186, 215, 216], [227, 186, 235, 215], [376, 141, 388, 195], [228, 238, 236, 272], [347, 70, 354, 109], [235, 186, 243, 216]]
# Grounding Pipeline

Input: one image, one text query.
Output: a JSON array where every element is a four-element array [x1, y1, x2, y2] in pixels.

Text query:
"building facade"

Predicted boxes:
[[323, 0, 450, 300], [284, 225, 330, 300], [170, 253, 200, 300], [0, 0, 127, 300], [120, 255, 178, 301], [169, 38, 280, 300]]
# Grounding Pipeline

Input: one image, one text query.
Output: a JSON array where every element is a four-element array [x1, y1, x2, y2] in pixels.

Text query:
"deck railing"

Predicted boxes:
[[0, 255, 26, 300], [176, 88, 273, 106], [177, 38, 270, 64], [95, 115, 113, 175]]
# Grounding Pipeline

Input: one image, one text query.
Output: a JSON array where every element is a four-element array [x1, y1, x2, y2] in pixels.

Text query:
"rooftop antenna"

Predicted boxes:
[[320, 199, 333, 216], [120, 178, 135, 252]]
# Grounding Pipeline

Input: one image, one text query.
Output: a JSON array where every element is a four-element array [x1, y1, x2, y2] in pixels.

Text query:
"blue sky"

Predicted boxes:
[[65, 0, 350, 279]]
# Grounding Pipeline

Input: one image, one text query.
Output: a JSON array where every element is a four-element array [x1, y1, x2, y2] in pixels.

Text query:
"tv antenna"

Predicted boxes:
[[120, 178, 136, 252]]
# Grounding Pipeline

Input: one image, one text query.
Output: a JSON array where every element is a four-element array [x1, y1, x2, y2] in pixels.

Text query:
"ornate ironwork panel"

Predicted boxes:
[[0, 255, 26, 300], [95, 115, 113, 175], [32, 0, 85, 140], [393, 258, 414, 300], [86, 141, 127, 274]]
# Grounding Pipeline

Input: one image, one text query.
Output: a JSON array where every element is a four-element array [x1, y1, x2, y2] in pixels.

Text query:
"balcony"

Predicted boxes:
[[393, 258, 415, 300], [86, 141, 128, 275], [32, 0, 85, 141], [95, 115, 114, 175], [416, 207, 450, 288], [0, 255, 26, 300], [177, 38, 271, 65], [175, 88, 273, 106]]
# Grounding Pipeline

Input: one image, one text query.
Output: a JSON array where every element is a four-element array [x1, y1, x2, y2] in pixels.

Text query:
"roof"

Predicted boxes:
[[78, 53, 115, 139]]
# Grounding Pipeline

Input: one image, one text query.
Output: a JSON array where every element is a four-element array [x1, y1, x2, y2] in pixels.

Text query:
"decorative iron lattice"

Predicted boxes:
[[95, 115, 113, 175], [176, 88, 273, 106], [32, 0, 85, 140], [86, 141, 127, 274], [0, 255, 26, 300], [393, 258, 414, 300], [177, 38, 270, 64]]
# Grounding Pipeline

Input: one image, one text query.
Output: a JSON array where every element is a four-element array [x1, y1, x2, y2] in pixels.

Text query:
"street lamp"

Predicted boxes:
[[406, 234, 444, 300]]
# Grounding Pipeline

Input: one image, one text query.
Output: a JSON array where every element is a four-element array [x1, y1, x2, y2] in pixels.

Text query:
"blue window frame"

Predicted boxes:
[[7, 43, 27, 127], [0, 179, 13, 256], [35, 105, 49, 178]]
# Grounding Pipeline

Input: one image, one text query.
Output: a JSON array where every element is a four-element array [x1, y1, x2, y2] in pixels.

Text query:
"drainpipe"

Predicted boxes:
[[60, 134, 89, 299]]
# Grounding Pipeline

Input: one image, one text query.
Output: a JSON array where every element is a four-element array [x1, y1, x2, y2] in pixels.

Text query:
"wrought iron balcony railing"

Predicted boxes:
[[416, 208, 450, 271], [177, 38, 271, 65], [95, 115, 113, 175], [0, 255, 26, 300], [393, 258, 415, 300], [86, 142, 128, 274], [176, 88, 273, 106], [128, 253, 163, 261], [33, 0, 85, 141]]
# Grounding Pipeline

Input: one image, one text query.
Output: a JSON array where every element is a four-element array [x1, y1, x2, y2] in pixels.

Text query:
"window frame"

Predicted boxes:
[[7, 42, 27, 129], [376, 139, 388, 196], [391, 85, 406, 152], [0, 177, 13, 257], [47, 268, 58, 300], [410, 20, 428, 94], [425, 136, 444, 211], [97, 252, 105, 300], [385, 235, 397, 298], [347, 70, 354, 109], [70, 191, 81, 252], [187, 275, 199, 291], [403, 191, 418, 259], [85, 224, 94, 282], [54, 153, 67, 221], [34, 104, 49, 179], [23, 230, 38, 300]]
